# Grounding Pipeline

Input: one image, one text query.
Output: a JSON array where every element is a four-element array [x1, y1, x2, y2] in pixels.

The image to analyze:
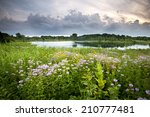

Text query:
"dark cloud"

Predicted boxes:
[[0, 11, 150, 36]]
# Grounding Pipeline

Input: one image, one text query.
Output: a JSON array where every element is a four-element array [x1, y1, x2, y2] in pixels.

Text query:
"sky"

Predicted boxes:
[[0, 0, 150, 37]]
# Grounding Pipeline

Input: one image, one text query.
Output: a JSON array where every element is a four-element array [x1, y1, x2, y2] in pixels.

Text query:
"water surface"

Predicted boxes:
[[31, 41, 150, 50]]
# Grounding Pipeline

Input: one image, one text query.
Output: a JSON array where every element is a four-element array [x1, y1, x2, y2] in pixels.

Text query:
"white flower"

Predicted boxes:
[[121, 74, 124, 76], [19, 70, 24, 73], [137, 97, 147, 100], [118, 84, 121, 87], [145, 90, 150, 95], [58, 75, 62, 77], [20, 74, 24, 76], [25, 78, 30, 82], [19, 80, 24, 84], [58, 69, 61, 71], [129, 84, 133, 87], [66, 67, 70, 70], [111, 83, 114, 86], [135, 88, 139, 92], [126, 88, 129, 92], [46, 72, 52, 76], [113, 79, 118, 82]]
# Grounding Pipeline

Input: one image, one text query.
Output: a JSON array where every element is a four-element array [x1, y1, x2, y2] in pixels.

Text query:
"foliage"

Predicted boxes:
[[0, 32, 14, 43], [0, 42, 150, 100]]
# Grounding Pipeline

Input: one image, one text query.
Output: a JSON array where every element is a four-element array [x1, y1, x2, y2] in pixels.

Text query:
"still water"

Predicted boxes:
[[31, 41, 150, 50]]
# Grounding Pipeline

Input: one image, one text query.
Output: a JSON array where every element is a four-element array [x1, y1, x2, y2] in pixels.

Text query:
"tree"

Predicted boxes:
[[0, 32, 10, 43], [70, 33, 77, 40]]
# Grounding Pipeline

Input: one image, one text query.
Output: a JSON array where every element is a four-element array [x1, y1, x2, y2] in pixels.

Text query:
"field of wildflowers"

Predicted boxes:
[[0, 42, 150, 100]]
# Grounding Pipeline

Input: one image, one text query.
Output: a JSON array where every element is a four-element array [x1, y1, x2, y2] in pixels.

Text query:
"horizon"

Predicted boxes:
[[2, 31, 150, 38], [0, 0, 150, 37]]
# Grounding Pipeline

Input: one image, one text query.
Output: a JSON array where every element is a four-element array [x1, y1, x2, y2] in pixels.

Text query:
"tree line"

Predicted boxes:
[[0, 32, 150, 43]]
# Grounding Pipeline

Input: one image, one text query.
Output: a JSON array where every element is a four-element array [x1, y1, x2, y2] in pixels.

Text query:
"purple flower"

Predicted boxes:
[[135, 88, 139, 92], [129, 84, 134, 87], [113, 79, 118, 82], [137, 97, 147, 100], [46, 72, 52, 76], [37, 64, 49, 69], [145, 90, 150, 95], [77, 59, 86, 66]]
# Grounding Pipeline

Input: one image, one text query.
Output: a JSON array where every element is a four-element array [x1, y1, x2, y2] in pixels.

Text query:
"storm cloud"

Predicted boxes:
[[0, 0, 150, 36]]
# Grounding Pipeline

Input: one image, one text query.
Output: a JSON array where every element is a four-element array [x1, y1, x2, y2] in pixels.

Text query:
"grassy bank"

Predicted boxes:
[[0, 42, 150, 99]]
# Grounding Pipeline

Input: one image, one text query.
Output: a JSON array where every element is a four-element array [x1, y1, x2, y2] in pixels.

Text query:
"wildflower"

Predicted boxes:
[[46, 72, 52, 76], [145, 90, 150, 95], [129, 84, 133, 87], [20, 74, 24, 76], [126, 88, 129, 92], [111, 65, 116, 69], [32, 73, 37, 76], [66, 52, 73, 56], [121, 74, 124, 77], [76, 54, 78, 56], [28, 60, 33, 64], [66, 67, 70, 70], [58, 69, 61, 71], [77, 59, 86, 66], [17, 59, 23, 64], [62, 59, 68, 63], [118, 84, 121, 87], [72, 67, 77, 70], [19, 80, 24, 84], [85, 66, 88, 68], [58, 75, 62, 77], [86, 62, 88, 65], [111, 83, 114, 86], [112, 58, 121, 63], [131, 88, 134, 91], [137, 97, 147, 100], [113, 79, 118, 82], [37, 64, 49, 70], [91, 61, 94, 63], [19, 70, 24, 73], [66, 71, 69, 75], [25, 78, 30, 82], [11, 73, 16, 76], [135, 88, 139, 92]]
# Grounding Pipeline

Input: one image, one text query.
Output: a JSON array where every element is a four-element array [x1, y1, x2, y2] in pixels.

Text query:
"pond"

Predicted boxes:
[[31, 41, 150, 50]]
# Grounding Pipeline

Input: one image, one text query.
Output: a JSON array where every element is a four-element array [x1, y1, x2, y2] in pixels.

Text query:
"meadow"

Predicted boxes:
[[0, 42, 150, 100]]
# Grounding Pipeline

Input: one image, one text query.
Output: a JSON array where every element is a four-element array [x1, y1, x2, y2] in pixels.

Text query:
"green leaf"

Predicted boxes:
[[95, 63, 105, 89]]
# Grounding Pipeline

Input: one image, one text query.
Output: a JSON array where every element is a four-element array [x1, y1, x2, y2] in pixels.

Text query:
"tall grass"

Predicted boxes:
[[0, 42, 150, 99]]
